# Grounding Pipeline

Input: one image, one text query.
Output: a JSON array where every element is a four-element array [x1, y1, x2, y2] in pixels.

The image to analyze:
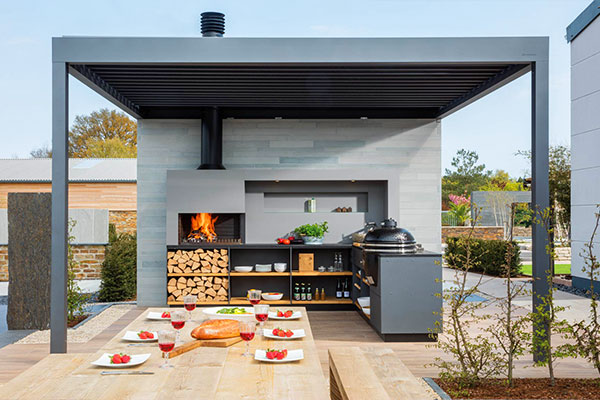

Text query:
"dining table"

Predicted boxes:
[[0, 306, 328, 400]]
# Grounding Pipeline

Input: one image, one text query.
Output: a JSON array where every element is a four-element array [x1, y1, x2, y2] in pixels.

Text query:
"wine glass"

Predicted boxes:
[[254, 304, 269, 335], [239, 320, 256, 357], [183, 295, 197, 321], [248, 289, 262, 305], [170, 310, 186, 344], [158, 330, 176, 369]]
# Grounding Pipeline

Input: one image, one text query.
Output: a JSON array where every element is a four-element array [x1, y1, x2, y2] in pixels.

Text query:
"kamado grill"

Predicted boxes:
[[361, 218, 422, 254]]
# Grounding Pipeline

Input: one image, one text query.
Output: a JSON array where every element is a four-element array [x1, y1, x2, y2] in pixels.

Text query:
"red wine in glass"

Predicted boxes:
[[240, 332, 255, 341], [171, 320, 185, 330], [249, 299, 261, 305], [184, 303, 196, 311], [255, 313, 268, 322], [159, 342, 175, 352]]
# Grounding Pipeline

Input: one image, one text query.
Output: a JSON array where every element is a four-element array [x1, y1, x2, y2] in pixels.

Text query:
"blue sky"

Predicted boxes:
[[0, 0, 589, 177]]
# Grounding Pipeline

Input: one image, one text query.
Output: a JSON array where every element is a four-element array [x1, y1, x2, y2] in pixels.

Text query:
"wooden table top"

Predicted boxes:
[[0, 306, 328, 400]]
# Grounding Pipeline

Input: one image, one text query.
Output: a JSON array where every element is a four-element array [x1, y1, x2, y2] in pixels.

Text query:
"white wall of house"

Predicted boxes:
[[137, 118, 441, 305], [570, 16, 600, 289]]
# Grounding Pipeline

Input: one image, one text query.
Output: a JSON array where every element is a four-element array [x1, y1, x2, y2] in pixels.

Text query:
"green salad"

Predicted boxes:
[[216, 307, 250, 315]]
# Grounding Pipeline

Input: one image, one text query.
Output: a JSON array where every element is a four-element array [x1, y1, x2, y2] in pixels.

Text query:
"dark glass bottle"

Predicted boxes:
[[336, 279, 342, 298], [301, 283, 307, 301], [307, 283, 312, 301], [293, 283, 300, 301], [343, 278, 350, 298]]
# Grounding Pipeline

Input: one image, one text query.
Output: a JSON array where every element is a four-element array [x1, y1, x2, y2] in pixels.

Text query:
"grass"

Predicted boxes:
[[519, 264, 570, 276]]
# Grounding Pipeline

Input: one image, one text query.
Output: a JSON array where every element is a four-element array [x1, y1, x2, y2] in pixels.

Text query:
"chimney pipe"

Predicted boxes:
[[201, 12, 225, 37], [198, 107, 225, 169]]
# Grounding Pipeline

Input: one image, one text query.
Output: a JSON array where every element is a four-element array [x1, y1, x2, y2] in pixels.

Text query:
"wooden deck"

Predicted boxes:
[[0, 307, 598, 387]]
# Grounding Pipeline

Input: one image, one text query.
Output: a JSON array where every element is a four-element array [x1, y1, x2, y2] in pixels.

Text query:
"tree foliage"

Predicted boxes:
[[442, 149, 491, 209], [30, 108, 137, 159], [70, 109, 137, 158], [98, 225, 137, 302]]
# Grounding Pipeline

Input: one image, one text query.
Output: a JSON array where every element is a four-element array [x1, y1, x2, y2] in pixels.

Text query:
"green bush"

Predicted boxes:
[[445, 237, 521, 277], [99, 225, 137, 302]]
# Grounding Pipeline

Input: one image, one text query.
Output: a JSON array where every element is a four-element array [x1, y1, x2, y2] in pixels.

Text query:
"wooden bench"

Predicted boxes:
[[329, 347, 431, 400]]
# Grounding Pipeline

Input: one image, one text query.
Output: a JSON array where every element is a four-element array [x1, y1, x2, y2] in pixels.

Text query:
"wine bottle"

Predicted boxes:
[[307, 283, 312, 301], [301, 283, 307, 301], [336, 279, 342, 298], [293, 283, 300, 301], [343, 278, 350, 298]]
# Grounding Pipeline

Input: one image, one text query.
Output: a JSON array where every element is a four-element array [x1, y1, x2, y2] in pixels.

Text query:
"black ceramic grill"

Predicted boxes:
[[361, 218, 420, 253]]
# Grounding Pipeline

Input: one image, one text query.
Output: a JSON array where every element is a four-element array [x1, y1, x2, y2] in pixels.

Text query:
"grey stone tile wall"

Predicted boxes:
[[137, 118, 441, 305]]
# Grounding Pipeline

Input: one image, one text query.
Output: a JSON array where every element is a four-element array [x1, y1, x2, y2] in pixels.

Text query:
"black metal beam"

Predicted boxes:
[[142, 107, 440, 119], [69, 65, 143, 118], [436, 64, 531, 118]]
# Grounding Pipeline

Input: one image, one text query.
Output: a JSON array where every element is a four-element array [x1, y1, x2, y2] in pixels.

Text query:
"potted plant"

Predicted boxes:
[[294, 222, 329, 245]]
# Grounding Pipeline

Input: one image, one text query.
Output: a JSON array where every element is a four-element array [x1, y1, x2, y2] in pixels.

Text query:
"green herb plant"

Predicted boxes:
[[294, 221, 329, 238]]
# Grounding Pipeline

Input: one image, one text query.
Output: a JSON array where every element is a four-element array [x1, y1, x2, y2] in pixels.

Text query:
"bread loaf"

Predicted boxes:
[[190, 319, 240, 339]]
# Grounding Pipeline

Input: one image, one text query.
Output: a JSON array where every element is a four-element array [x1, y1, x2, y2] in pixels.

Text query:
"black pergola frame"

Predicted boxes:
[[51, 36, 550, 354]]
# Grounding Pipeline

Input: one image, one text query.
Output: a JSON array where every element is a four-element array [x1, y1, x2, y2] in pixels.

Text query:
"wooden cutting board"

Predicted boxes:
[[170, 336, 242, 358]]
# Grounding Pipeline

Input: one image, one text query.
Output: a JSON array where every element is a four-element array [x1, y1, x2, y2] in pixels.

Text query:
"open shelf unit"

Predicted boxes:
[[166, 243, 357, 308]]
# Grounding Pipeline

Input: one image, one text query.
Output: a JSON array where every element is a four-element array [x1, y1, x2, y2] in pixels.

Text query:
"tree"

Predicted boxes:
[[30, 144, 52, 158], [442, 149, 491, 209], [517, 145, 571, 240], [30, 108, 137, 159], [70, 108, 137, 157]]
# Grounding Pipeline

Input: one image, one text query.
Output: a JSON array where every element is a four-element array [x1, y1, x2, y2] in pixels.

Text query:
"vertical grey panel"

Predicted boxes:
[[50, 62, 68, 354]]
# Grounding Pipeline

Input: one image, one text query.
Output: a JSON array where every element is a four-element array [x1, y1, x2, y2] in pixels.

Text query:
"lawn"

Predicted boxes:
[[520, 264, 570, 276]]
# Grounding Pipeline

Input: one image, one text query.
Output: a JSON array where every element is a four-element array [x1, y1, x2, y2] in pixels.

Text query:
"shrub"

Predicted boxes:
[[99, 226, 137, 302], [68, 220, 89, 321], [294, 221, 328, 238], [446, 237, 521, 277]]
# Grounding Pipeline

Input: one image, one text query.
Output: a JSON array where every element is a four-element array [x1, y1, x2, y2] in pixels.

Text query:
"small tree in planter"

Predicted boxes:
[[486, 204, 531, 387], [430, 210, 504, 390], [294, 222, 328, 244], [530, 207, 575, 386], [564, 207, 600, 376]]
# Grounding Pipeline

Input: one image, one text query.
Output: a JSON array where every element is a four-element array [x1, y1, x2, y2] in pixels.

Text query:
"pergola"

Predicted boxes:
[[51, 36, 550, 353]]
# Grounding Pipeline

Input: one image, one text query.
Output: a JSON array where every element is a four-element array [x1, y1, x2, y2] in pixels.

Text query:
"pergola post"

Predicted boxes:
[[531, 56, 551, 362], [50, 61, 69, 354]]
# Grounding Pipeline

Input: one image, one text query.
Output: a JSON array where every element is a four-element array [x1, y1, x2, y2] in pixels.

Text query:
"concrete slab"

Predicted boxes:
[[0, 330, 34, 349]]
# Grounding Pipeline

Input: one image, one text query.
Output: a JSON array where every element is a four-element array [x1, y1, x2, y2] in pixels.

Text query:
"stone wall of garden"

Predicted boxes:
[[109, 211, 137, 235], [0, 245, 7, 281]]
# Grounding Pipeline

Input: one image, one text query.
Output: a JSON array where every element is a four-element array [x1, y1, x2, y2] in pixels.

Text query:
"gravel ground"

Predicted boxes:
[[15, 304, 134, 344]]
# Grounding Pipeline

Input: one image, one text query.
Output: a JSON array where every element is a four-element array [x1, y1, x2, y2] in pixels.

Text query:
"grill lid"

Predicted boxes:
[[363, 218, 416, 244]]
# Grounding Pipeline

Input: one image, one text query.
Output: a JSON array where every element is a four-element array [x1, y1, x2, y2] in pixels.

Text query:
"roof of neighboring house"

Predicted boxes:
[[0, 158, 137, 182], [567, 0, 600, 42]]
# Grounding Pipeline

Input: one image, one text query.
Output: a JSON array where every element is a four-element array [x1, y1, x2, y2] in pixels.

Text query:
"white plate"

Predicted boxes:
[[203, 307, 254, 320], [91, 353, 151, 368], [263, 329, 306, 340], [255, 349, 304, 363], [357, 296, 370, 309], [234, 266, 253, 272], [269, 310, 302, 320], [146, 311, 170, 321], [362, 307, 371, 316], [122, 330, 158, 342]]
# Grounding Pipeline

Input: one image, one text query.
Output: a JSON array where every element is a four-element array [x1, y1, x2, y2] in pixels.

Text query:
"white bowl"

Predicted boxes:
[[262, 292, 284, 301], [255, 264, 272, 272], [357, 297, 370, 309], [234, 266, 253, 273], [273, 263, 288, 272]]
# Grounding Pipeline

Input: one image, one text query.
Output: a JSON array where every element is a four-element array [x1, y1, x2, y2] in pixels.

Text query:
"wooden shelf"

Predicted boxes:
[[353, 283, 361, 291], [292, 271, 353, 276], [168, 301, 228, 306], [167, 273, 228, 277], [354, 301, 371, 320], [229, 296, 291, 305], [362, 278, 371, 287], [355, 272, 362, 280], [292, 296, 353, 305], [229, 272, 290, 277]]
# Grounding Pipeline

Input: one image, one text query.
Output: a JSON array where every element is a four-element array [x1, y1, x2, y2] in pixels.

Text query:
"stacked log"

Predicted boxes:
[[166, 249, 229, 303]]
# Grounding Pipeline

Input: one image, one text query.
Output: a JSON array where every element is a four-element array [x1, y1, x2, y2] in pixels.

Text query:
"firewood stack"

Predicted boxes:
[[166, 249, 229, 303]]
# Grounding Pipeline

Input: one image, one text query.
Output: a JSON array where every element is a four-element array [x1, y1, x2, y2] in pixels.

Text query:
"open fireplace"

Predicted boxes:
[[178, 213, 242, 245]]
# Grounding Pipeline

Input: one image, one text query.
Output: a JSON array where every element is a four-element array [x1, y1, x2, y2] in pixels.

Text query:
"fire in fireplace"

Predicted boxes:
[[178, 213, 242, 244]]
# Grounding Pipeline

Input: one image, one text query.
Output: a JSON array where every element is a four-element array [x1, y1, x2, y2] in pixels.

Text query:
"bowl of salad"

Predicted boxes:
[[203, 306, 254, 320]]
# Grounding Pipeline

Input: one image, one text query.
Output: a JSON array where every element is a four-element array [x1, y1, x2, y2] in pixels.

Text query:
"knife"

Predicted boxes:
[[101, 371, 154, 375], [127, 343, 156, 347]]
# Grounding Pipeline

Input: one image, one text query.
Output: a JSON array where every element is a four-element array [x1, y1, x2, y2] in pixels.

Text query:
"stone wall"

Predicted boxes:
[[109, 211, 137, 235], [0, 245, 7, 281], [70, 245, 106, 280], [442, 226, 504, 242], [512, 226, 532, 237], [0, 244, 105, 281]]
